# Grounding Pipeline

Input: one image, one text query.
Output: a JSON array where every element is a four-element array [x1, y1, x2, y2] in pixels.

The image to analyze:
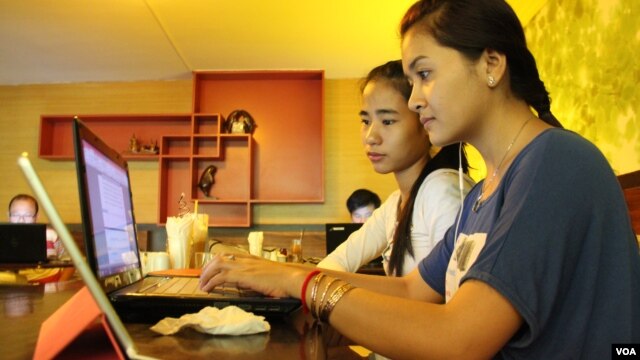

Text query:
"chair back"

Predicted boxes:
[[618, 170, 640, 239]]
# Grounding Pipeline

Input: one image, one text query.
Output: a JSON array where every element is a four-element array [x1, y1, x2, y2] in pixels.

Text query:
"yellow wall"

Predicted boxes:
[[525, 0, 640, 174], [0, 81, 188, 224]]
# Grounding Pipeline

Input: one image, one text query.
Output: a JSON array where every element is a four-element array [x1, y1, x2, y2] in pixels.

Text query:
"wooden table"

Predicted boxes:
[[0, 279, 362, 360]]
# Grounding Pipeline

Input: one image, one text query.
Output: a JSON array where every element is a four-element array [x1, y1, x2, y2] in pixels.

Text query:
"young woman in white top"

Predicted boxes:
[[318, 60, 474, 276]]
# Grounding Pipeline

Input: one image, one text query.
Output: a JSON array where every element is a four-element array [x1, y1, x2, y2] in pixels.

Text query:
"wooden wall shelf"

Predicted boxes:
[[39, 70, 325, 227], [39, 114, 192, 160]]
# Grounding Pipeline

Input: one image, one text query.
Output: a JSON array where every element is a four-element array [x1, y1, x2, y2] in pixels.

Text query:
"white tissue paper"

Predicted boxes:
[[150, 306, 271, 336]]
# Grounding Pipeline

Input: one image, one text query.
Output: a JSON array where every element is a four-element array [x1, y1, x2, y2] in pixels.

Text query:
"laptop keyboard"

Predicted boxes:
[[138, 277, 260, 297]]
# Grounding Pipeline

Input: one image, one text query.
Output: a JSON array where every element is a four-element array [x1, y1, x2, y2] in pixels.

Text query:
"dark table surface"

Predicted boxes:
[[0, 278, 366, 360]]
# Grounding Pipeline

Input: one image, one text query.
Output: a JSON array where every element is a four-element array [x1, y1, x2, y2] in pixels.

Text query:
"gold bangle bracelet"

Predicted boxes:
[[316, 277, 339, 318], [319, 283, 354, 323], [309, 273, 325, 318]]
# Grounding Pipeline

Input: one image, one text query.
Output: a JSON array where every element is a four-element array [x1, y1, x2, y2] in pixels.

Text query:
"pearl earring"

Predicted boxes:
[[488, 76, 496, 87]]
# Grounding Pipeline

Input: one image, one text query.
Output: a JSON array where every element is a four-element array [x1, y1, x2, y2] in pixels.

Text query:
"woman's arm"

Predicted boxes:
[[289, 262, 443, 302], [224, 248, 437, 300], [200, 256, 521, 359], [327, 279, 522, 359]]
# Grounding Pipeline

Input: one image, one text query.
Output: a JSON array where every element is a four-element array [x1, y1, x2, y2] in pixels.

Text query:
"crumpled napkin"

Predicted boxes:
[[150, 306, 270, 336]]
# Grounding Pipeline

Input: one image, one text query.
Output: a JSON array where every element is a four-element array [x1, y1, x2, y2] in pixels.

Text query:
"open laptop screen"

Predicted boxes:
[[0, 223, 47, 263], [81, 138, 139, 279], [325, 223, 363, 255], [70, 119, 301, 319], [325, 223, 383, 266]]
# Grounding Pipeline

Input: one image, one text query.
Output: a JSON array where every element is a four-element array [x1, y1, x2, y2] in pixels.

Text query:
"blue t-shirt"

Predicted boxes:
[[419, 129, 640, 359]]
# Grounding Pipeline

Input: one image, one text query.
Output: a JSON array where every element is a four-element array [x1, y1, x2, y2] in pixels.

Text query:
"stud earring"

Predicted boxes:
[[487, 76, 496, 87]]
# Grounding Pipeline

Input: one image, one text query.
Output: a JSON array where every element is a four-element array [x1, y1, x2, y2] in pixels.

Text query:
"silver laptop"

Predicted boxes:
[[70, 118, 300, 322], [18, 152, 154, 359]]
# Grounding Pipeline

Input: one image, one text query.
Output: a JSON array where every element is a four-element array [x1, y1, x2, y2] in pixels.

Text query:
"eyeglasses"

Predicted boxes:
[[9, 213, 36, 221]]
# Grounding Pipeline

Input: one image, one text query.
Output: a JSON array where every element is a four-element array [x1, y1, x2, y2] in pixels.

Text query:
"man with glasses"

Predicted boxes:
[[8, 194, 38, 223], [5, 194, 74, 284], [8, 193, 62, 259]]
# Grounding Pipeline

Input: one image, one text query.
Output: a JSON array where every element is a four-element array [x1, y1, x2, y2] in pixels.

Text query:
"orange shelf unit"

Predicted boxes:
[[39, 70, 324, 227], [192, 70, 324, 203], [39, 114, 192, 160]]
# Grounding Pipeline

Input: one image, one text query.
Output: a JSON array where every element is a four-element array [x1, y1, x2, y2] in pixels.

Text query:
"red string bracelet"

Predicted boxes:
[[300, 270, 321, 314]]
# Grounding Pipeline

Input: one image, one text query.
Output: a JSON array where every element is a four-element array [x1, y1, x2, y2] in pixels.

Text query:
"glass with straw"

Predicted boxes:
[[290, 228, 304, 263], [191, 200, 209, 268]]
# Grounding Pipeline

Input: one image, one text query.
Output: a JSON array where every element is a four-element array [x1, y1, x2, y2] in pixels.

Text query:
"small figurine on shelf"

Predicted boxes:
[[177, 192, 190, 217], [198, 165, 218, 197], [141, 139, 159, 154], [129, 134, 140, 153], [223, 109, 256, 134]]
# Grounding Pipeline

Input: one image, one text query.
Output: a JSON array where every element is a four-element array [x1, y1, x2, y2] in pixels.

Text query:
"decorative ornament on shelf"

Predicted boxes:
[[223, 109, 256, 134], [198, 165, 218, 197], [127, 133, 159, 155], [129, 133, 140, 153], [140, 139, 159, 154], [177, 192, 190, 218]]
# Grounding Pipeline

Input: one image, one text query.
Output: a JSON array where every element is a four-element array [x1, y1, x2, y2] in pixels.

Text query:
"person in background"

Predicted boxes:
[[319, 60, 473, 276], [201, 0, 639, 358], [8, 194, 38, 223], [8, 194, 72, 283], [346, 188, 381, 223], [8, 193, 63, 259]]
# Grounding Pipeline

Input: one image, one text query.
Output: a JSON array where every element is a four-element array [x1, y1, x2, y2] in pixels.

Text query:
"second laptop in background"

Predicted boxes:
[[325, 223, 383, 267], [0, 223, 47, 264]]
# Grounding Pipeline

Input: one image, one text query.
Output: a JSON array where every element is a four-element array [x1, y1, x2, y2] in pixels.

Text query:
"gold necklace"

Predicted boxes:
[[472, 118, 532, 212]]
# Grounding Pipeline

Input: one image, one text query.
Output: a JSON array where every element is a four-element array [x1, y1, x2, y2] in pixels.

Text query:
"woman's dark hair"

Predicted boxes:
[[362, 59, 470, 276], [361, 59, 413, 100], [400, 0, 562, 128], [389, 143, 468, 275], [347, 189, 382, 213]]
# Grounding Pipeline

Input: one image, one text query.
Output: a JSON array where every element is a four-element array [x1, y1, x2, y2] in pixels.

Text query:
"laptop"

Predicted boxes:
[[0, 223, 47, 263], [71, 118, 299, 322], [325, 223, 383, 265], [18, 152, 153, 359]]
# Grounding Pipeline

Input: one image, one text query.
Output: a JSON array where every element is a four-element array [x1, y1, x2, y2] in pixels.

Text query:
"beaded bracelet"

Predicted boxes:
[[319, 283, 355, 323], [309, 273, 326, 318], [300, 270, 321, 314]]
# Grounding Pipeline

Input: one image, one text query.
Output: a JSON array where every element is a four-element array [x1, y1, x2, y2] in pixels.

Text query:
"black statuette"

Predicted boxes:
[[198, 165, 217, 197]]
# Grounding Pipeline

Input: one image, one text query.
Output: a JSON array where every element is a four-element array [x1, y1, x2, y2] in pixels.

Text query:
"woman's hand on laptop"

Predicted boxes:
[[199, 254, 307, 299]]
